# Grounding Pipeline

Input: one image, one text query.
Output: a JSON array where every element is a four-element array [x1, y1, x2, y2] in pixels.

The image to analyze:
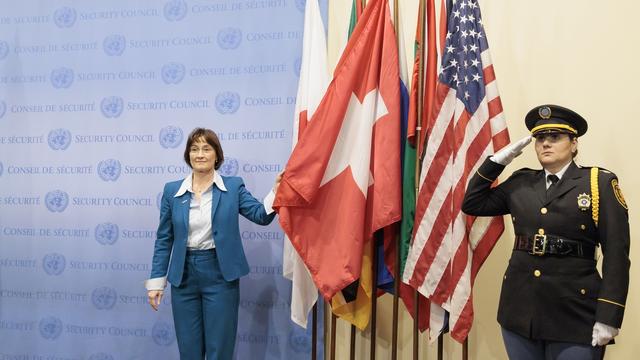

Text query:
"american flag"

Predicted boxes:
[[401, 0, 510, 342]]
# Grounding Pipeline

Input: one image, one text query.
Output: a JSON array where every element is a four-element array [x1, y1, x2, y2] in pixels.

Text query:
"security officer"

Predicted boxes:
[[462, 104, 630, 359]]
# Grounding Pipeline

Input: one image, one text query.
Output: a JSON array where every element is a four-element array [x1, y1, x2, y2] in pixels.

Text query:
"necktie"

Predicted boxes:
[[547, 174, 559, 190]]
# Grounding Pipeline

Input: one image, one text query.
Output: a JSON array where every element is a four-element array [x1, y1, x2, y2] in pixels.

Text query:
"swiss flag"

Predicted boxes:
[[274, 0, 401, 301]]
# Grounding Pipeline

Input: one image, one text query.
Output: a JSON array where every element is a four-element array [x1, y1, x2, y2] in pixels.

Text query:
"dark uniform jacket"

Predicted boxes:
[[462, 158, 630, 344]]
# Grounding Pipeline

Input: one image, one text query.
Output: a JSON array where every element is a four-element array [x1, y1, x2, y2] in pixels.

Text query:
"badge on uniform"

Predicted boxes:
[[577, 193, 591, 211], [611, 179, 628, 209], [538, 106, 552, 119]]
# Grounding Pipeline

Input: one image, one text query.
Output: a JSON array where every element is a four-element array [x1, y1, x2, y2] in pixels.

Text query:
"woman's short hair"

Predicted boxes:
[[183, 128, 224, 170]]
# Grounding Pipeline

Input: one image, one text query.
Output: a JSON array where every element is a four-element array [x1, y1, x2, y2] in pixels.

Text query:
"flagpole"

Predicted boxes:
[[413, 291, 419, 360], [330, 312, 337, 360], [390, 0, 403, 359], [422, 0, 445, 355], [312, 303, 318, 360], [345, 2, 364, 360], [323, 301, 329, 359], [414, 1, 426, 191], [392, 236, 400, 359], [350, 325, 356, 360], [463, 337, 469, 360], [413, 0, 427, 359], [370, 237, 378, 360]]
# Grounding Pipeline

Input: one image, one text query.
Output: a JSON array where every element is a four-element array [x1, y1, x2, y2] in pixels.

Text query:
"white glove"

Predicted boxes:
[[490, 136, 533, 165], [591, 322, 619, 346]]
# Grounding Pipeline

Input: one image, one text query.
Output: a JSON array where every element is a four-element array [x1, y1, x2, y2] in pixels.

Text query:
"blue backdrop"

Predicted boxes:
[[0, 1, 325, 358]]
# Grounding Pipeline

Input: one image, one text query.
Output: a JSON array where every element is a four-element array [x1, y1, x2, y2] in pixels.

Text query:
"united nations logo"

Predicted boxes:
[[50, 67, 74, 89], [47, 128, 72, 151], [0, 41, 9, 60], [100, 96, 124, 118], [215, 91, 241, 114], [294, 57, 302, 77], [152, 322, 175, 346], [103, 34, 126, 56], [92, 287, 118, 310], [53, 7, 77, 28], [39, 316, 63, 340], [42, 253, 66, 276], [218, 158, 239, 177], [217, 27, 242, 50], [45, 190, 69, 213], [97, 159, 122, 182], [161, 62, 186, 85], [88, 353, 114, 360], [295, 0, 307, 12], [164, 0, 188, 21], [95, 223, 119, 245], [159, 126, 184, 149], [0, 100, 6, 119], [288, 327, 312, 354]]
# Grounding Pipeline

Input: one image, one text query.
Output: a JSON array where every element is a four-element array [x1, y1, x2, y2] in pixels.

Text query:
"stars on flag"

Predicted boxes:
[[439, 0, 488, 112]]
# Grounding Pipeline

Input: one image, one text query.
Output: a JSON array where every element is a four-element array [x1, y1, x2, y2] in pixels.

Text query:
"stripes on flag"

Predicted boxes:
[[402, 0, 510, 342]]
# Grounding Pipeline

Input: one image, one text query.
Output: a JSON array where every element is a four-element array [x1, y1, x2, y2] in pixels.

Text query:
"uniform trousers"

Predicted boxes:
[[501, 327, 603, 360], [171, 249, 239, 360]]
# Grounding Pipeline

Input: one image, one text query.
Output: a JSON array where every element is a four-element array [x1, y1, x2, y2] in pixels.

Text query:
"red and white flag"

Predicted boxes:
[[402, 0, 510, 342], [283, 0, 330, 328], [274, 0, 401, 301]]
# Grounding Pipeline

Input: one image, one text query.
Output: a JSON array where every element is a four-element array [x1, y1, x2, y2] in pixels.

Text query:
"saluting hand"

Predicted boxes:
[[490, 135, 533, 166]]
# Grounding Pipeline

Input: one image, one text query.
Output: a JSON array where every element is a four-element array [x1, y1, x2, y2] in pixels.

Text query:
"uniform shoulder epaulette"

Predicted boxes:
[[590, 167, 627, 210], [578, 165, 616, 177], [597, 167, 617, 179], [579, 165, 614, 174], [586, 166, 627, 212]]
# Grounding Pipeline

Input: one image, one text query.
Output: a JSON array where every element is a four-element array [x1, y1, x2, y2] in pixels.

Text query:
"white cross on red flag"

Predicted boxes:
[[274, 0, 401, 301]]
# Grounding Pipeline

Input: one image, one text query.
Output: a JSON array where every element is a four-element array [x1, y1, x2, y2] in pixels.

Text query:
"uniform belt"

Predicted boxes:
[[514, 234, 595, 259]]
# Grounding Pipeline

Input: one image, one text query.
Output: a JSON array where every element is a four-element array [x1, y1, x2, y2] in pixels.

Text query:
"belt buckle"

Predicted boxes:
[[531, 234, 547, 256]]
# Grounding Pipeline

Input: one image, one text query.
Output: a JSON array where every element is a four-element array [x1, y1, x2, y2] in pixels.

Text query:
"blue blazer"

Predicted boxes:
[[150, 176, 276, 286]]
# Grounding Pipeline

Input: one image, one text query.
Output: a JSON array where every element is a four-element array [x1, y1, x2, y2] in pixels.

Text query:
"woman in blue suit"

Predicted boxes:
[[145, 128, 280, 359]]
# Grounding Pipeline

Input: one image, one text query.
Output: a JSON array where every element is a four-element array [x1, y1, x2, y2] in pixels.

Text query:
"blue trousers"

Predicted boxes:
[[501, 327, 603, 360], [171, 249, 239, 360]]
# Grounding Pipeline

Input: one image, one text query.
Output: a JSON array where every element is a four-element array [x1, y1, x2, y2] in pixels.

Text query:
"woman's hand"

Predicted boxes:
[[148, 290, 164, 311], [273, 171, 284, 193], [490, 135, 533, 165]]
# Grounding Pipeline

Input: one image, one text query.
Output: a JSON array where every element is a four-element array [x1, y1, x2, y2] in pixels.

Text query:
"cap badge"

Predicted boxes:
[[538, 106, 552, 119], [577, 193, 591, 211]]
